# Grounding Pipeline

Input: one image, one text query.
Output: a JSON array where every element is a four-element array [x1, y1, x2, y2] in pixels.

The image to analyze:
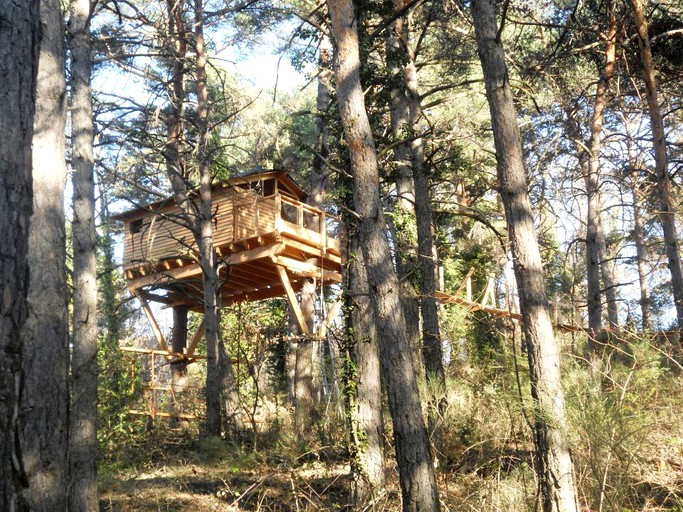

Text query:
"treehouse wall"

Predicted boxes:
[[122, 188, 281, 270]]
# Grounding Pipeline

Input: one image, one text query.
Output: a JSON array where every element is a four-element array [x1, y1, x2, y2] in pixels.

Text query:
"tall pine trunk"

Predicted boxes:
[[346, 234, 385, 504], [386, 0, 445, 445], [386, 21, 424, 383], [630, 0, 683, 346], [471, 0, 579, 510], [327, 1, 440, 510], [0, 0, 39, 506], [624, 117, 652, 331], [21, 0, 70, 507], [585, 2, 618, 335], [194, 0, 241, 435], [69, 0, 99, 507]]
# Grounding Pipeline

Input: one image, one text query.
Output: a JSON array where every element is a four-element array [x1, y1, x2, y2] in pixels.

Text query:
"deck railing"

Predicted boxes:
[[233, 194, 340, 251]]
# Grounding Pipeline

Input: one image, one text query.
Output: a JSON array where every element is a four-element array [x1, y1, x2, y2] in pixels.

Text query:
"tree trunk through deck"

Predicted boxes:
[[21, 0, 70, 507], [631, 0, 683, 348], [471, 0, 579, 511], [327, 1, 440, 510], [194, 0, 241, 435], [0, 0, 39, 507], [69, 0, 100, 508], [347, 234, 385, 504]]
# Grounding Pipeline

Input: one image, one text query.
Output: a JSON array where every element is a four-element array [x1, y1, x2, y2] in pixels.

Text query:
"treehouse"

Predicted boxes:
[[112, 170, 343, 338]]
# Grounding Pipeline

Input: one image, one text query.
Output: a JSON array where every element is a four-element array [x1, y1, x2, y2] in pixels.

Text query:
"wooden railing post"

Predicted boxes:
[[274, 194, 282, 234]]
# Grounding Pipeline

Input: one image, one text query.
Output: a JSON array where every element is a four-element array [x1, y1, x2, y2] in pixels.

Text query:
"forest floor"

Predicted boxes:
[[99, 456, 354, 511], [97, 434, 494, 511], [99, 336, 683, 511]]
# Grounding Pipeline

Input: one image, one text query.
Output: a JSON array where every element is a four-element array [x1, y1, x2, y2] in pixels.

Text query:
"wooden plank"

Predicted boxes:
[[275, 265, 310, 335], [272, 255, 342, 282], [119, 346, 206, 360], [434, 290, 584, 332], [137, 293, 169, 351], [185, 320, 206, 356], [127, 409, 198, 420]]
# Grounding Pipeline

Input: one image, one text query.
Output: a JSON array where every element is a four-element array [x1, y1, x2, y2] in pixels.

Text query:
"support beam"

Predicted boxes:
[[276, 265, 311, 335], [272, 255, 342, 282], [119, 346, 206, 360], [137, 292, 169, 351], [185, 319, 206, 357]]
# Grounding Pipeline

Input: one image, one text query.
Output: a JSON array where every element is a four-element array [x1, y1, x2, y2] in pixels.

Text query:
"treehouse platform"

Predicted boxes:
[[112, 170, 343, 325]]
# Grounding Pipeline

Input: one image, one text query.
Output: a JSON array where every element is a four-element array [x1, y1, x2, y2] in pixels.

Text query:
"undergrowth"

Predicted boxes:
[[99, 331, 683, 511]]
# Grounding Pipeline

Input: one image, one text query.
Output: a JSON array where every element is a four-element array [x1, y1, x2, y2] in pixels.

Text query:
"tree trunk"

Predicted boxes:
[[471, 1, 579, 511], [630, 0, 683, 346], [171, 305, 189, 428], [386, 24, 424, 383], [584, 3, 618, 335], [632, 181, 652, 331], [0, 0, 39, 507], [327, 1, 440, 510], [194, 0, 241, 435], [20, 0, 69, 507], [624, 118, 652, 331], [294, 279, 316, 429], [69, 0, 99, 508], [399, 24, 445, 388], [347, 234, 385, 504], [386, 0, 445, 444]]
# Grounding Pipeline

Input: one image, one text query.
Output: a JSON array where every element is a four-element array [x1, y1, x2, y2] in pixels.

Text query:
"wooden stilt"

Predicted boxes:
[[185, 319, 206, 357], [137, 291, 169, 351], [274, 263, 311, 335]]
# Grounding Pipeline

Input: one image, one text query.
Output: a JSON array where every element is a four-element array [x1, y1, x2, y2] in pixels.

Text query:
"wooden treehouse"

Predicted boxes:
[[113, 169, 343, 364]]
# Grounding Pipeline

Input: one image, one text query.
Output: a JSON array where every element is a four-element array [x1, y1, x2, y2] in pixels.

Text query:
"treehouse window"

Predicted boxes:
[[130, 219, 143, 234], [303, 211, 320, 231], [263, 179, 275, 196], [282, 202, 298, 225]]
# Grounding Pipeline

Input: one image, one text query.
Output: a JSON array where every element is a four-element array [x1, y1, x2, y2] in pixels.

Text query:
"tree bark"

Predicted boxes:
[[400, 26, 445, 387], [20, 0, 70, 507], [0, 0, 39, 507], [471, 1, 579, 510], [327, 1, 440, 510], [69, 0, 99, 507], [386, 0, 445, 444], [294, 279, 316, 429], [630, 0, 683, 346], [347, 234, 385, 504]]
